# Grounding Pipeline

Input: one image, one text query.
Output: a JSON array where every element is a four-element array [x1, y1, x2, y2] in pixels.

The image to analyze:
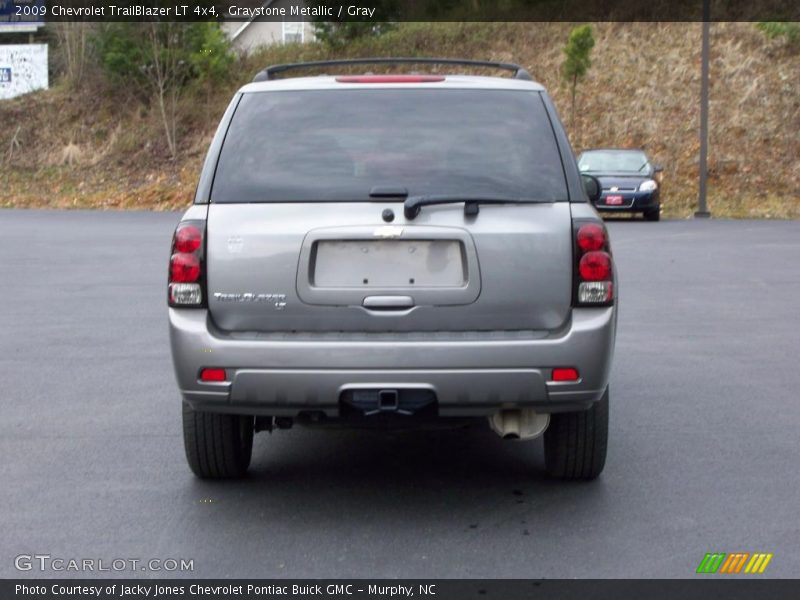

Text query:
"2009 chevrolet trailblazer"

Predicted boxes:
[[168, 58, 617, 480]]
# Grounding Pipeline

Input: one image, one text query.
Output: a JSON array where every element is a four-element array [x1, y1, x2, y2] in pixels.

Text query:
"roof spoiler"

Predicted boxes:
[[252, 58, 533, 82]]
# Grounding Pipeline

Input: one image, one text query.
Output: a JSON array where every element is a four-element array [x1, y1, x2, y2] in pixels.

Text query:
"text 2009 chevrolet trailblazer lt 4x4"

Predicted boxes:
[[167, 58, 616, 480]]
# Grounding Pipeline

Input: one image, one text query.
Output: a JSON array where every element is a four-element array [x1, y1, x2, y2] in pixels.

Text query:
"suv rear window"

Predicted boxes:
[[211, 89, 568, 203]]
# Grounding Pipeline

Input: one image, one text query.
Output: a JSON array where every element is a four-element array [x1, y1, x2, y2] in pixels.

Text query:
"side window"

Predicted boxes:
[[282, 22, 304, 44]]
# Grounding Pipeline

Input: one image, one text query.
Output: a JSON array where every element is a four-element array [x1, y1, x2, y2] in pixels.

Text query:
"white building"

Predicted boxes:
[[0, 5, 48, 100], [221, 1, 315, 53], [0, 43, 47, 99]]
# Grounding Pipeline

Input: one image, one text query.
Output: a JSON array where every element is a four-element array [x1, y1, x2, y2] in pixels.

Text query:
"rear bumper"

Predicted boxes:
[[169, 307, 616, 417]]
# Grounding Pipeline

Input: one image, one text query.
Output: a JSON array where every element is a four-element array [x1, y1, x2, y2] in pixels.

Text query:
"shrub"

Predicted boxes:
[[756, 22, 800, 47], [562, 24, 595, 129], [94, 22, 233, 157]]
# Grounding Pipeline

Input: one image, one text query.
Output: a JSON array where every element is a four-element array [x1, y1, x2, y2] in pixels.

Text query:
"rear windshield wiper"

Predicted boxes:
[[403, 195, 533, 219]]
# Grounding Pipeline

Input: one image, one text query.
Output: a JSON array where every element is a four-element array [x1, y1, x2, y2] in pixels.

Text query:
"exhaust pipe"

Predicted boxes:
[[489, 409, 549, 441]]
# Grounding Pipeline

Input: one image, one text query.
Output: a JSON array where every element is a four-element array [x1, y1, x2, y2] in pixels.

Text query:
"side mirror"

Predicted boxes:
[[581, 174, 601, 204], [653, 164, 664, 184], [653, 164, 664, 173]]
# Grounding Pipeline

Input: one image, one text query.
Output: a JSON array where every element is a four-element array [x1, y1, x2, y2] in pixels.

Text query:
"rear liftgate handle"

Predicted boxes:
[[362, 295, 415, 310]]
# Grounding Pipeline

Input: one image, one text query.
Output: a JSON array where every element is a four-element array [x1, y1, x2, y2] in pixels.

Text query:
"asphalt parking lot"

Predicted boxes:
[[1, 210, 798, 578]]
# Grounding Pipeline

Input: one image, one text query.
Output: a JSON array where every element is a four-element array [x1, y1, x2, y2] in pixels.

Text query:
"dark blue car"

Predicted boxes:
[[577, 149, 663, 221]]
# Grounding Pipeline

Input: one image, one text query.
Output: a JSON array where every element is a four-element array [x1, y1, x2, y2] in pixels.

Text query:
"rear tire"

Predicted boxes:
[[182, 402, 254, 479], [544, 387, 608, 480], [644, 205, 661, 221]]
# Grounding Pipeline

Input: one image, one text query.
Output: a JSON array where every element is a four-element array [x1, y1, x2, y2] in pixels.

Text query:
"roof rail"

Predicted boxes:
[[252, 58, 532, 82]]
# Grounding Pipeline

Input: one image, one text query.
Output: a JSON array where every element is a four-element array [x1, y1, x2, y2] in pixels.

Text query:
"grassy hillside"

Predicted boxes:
[[1, 22, 798, 217]]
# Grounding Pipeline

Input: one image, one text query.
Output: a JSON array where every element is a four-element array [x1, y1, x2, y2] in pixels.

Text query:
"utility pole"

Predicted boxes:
[[695, 1, 712, 218]]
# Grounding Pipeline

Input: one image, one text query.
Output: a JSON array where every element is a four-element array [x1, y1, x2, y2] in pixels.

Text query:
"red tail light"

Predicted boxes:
[[579, 251, 611, 281], [576, 223, 606, 252], [200, 368, 227, 382], [170, 253, 200, 283], [174, 224, 202, 253], [573, 221, 614, 306], [168, 220, 206, 307], [552, 368, 580, 382]]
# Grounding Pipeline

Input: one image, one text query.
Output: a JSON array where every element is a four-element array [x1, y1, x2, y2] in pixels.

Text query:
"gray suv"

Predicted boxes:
[[168, 59, 616, 480]]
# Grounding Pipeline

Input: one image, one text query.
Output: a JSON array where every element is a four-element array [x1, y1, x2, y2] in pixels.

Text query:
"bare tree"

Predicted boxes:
[[141, 23, 187, 159], [96, 22, 232, 160], [53, 23, 91, 86]]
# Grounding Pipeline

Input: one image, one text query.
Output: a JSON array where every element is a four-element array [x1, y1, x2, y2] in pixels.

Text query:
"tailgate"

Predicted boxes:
[[206, 202, 573, 333]]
